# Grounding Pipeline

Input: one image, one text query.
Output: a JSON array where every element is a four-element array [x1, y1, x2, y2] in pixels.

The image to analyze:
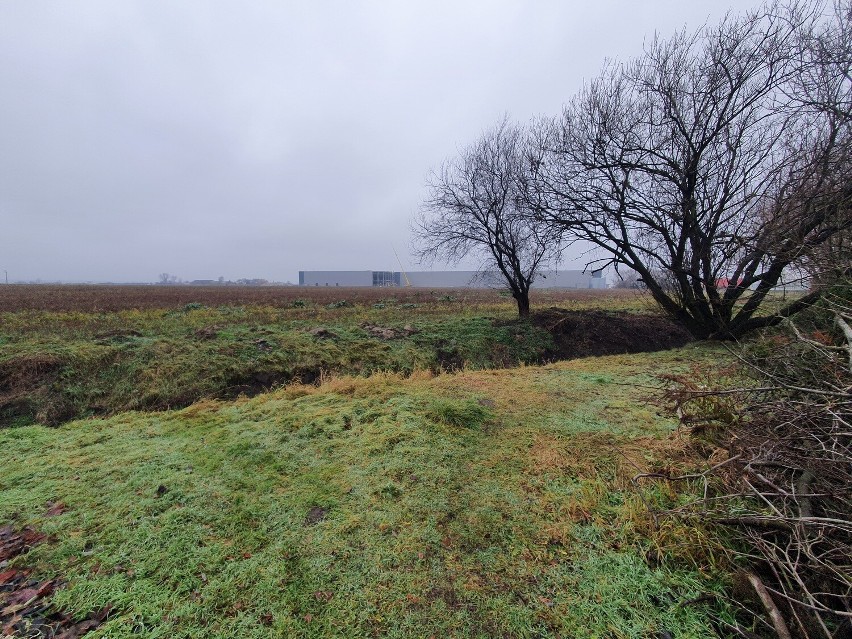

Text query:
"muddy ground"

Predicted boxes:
[[530, 308, 693, 360]]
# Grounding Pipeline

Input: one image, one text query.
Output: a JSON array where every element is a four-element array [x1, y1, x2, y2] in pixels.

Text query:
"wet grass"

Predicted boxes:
[[1, 291, 737, 636], [0, 346, 735, 638]]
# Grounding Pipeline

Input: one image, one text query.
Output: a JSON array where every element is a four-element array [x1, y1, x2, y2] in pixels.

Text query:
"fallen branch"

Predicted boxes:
[[746, 572, 793, 639]]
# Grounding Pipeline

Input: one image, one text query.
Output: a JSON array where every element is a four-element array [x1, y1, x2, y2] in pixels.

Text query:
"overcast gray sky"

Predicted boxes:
[[0, 1, 764, 283]]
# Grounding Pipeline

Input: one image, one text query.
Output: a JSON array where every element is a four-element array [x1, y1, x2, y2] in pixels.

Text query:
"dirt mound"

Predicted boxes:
[[360, 322, 419, 340], [531, 308, 693, 360]]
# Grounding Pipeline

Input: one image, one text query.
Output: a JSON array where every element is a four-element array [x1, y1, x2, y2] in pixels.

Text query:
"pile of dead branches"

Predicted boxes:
[[660, 285, 851, 638]]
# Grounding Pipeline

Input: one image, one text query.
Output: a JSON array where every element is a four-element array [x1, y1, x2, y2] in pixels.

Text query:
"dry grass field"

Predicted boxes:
[[0, 284, 646, 313]]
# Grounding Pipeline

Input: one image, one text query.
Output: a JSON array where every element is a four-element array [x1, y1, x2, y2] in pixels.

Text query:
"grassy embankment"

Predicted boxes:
[[0, 290, 653, 427], [1, 288, 734, 637]]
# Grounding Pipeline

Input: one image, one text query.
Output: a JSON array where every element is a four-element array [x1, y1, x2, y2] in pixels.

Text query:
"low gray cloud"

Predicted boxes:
[[1, 0, 764, 283]]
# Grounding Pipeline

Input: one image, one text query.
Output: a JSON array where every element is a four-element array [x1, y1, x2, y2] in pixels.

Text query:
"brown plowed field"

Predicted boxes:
[[0, 285, 645, 313]]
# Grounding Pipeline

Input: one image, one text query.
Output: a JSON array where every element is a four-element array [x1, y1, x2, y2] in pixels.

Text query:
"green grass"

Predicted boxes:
[[0, 346, 735, 638]]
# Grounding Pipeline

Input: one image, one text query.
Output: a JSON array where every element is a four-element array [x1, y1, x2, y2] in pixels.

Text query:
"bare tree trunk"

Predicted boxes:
[[514, 291, 531, 318]]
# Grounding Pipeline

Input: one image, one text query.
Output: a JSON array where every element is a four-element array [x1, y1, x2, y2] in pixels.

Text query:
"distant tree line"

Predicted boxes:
[[156, 274, 277, 286], [416, 0, 851, 337]]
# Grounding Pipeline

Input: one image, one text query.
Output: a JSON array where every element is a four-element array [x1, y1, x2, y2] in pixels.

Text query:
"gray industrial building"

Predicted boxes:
[[298, 270, 606, 289]]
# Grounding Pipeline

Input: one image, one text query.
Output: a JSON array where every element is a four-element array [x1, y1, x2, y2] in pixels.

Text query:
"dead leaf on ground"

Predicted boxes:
[[0, 523, 110, 639]]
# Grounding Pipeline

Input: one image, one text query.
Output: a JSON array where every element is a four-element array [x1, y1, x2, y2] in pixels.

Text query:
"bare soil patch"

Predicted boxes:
[[360, 322, 419, 340], [531, 308, 693, 360], [304, 506, 328, 526]]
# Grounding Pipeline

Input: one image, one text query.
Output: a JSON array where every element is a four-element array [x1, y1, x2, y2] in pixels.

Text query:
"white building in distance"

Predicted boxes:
[[298, 270, 606, 289]]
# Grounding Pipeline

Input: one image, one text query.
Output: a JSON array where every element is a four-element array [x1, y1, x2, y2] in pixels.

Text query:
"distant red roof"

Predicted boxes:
[[716, 278, 743, 289]]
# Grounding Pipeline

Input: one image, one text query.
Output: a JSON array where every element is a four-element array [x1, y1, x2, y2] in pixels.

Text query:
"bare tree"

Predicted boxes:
[[786, 0, 852, 287], [532, 1, 850, 339], [415, 119, 559, 317]]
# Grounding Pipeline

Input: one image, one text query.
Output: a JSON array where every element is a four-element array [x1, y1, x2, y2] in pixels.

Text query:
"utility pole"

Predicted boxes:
[[3, 270, 6, 284]]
